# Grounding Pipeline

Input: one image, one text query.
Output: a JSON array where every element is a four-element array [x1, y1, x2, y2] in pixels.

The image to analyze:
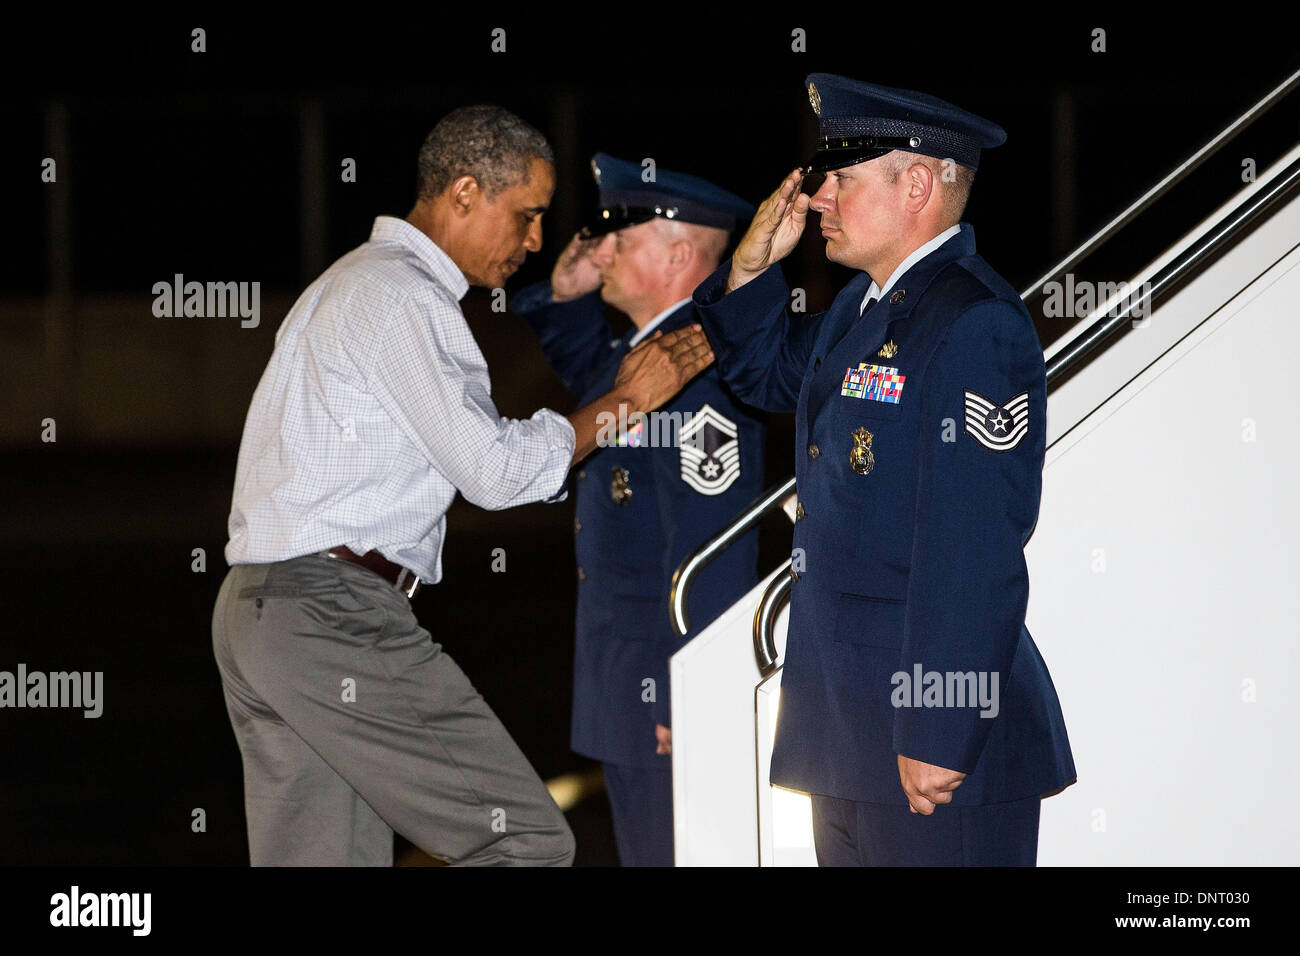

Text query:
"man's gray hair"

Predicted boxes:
[[654, 218, 730, 272], [416, 105, 553, 201]]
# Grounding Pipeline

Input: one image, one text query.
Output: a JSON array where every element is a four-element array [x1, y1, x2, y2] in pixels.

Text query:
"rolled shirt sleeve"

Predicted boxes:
[[370, 288, 574, 510]]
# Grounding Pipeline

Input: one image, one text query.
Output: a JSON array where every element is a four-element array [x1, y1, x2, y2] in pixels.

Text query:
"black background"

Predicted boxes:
[[1, 12, 1297, 867]]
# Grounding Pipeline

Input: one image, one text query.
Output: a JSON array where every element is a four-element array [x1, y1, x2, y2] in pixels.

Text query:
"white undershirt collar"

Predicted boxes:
[[628, 297, 693, 348], [859, 224, 961, 314]]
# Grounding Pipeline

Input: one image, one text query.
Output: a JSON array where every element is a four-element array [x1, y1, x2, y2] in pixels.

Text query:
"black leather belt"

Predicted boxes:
[[325, 546, 422, 599]]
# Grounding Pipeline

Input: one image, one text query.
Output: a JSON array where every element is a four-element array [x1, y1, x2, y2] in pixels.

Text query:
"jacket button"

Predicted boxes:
[[577, 470, 586, 480], [795, 502, 806, 520], [808, 443, 820, 459], [577, 567, 586, 582], [574, 517, 582, 534]]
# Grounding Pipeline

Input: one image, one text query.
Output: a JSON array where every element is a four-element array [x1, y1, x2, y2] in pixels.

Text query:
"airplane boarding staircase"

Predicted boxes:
[[666, 69, 1300, 865]]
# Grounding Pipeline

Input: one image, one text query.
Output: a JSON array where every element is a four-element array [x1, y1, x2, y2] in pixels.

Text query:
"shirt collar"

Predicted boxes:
[[370, 215, 470, 301], [628, 297, 693, 349], [859, 223, 961, 314]]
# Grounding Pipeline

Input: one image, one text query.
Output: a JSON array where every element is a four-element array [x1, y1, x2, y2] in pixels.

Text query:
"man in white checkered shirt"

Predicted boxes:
[[211, 105, 713, 866]]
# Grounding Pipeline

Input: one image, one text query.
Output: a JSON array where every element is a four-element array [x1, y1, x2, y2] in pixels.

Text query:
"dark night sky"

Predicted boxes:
[[6, 15, 1299, 299]]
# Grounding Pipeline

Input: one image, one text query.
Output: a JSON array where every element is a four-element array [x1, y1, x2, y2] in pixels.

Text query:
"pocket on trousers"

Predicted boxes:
[[236, 585, 305, 600], [830, 592, 906, 649], [237, 569, 385, 629]]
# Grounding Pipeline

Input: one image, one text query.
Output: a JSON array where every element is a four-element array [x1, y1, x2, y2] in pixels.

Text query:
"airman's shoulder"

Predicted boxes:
[[927, 258, 1035, 349]]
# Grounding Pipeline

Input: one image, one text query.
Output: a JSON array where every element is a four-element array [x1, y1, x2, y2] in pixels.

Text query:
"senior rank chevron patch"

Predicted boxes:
[[679, 403, 740, 495], [964, 389, 1030, 451]]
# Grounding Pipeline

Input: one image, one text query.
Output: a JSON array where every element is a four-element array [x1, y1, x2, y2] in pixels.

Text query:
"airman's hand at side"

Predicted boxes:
[[898, 754, 967, 815], [655, 724, 672, 755]]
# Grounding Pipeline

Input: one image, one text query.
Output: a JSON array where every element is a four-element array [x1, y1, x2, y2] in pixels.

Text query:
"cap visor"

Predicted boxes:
[[579, 208, 656, 239], [804, 144, 891, 174]]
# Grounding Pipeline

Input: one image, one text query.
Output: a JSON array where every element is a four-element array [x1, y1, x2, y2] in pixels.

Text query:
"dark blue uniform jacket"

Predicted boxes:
[[693, 224, 1076, 805], [514, 282, 766, 769]]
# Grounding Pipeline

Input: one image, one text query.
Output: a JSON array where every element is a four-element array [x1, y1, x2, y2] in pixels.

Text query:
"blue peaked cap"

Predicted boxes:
[[805, 73, 1006, 173], [580, 152, 755, 239]]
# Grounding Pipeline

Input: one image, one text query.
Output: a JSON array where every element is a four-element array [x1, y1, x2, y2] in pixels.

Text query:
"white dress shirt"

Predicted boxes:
[[628, 297, 692, 348], [860, 224, 962, 314], [225, 216, 576, 584]]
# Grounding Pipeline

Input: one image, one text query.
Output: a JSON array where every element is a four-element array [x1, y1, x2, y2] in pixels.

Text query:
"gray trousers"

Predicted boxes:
[[211, 552, 575, 866]]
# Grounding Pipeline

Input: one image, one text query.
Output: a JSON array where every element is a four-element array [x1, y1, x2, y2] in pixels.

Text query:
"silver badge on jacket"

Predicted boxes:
[[610, 465, 632, 505]]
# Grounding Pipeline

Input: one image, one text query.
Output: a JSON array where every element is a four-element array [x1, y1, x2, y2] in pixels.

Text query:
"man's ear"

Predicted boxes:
[[664, 238, 695, 279], [904, 161, 935, 215], [448, 175, 482, 217]]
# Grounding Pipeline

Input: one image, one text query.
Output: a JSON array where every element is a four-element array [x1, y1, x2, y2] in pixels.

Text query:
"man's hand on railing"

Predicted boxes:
[[726, 167, 810, 293]]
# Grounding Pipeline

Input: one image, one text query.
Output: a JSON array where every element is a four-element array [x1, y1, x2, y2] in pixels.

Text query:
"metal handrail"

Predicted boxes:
[[1045, 152, 1300, 385], [753, 559, 793, 677], [669, 476, 795, 638], [1019, 67, 1300, 301]]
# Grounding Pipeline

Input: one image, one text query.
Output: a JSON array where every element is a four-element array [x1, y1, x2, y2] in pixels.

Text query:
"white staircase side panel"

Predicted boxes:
[[1029, 240, 1300, 865], [670, 566, 788, 865], [756, 672, 818, 866]]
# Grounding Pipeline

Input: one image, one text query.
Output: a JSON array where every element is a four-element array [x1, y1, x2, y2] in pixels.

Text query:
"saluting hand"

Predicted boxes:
[[614, 325, 715, 412], [551, 232, 603, 302], [898, 754, 967, 815], [726, 168, 810, 293]]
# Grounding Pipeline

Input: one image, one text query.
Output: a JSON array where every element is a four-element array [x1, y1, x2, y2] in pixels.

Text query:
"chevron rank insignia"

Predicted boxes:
[[680, 403, 740, 495], [964, 389, 1030, 451]]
